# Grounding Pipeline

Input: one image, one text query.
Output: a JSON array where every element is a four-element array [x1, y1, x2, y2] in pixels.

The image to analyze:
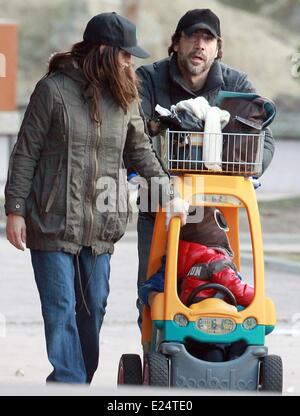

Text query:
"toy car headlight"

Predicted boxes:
[[173, 314, 189, 327], [195, 318, 236, 334], [242, 317, 257, 330]]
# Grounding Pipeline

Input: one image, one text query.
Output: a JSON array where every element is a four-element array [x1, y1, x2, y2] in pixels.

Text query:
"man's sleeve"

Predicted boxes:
[[235, 72, 256, 94], [136, 66, 155, 121], [235, 73, 275, 175], [5, 79, 54, 216], [261, 127, 275, 173]]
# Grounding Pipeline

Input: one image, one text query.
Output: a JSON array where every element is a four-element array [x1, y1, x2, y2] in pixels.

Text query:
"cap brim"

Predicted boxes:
[[184, 23, 218, 38], [121, 45, 150, 59]]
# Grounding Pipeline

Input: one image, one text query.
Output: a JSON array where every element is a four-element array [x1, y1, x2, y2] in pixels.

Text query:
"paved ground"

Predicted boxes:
[[0, 230, 299, 396], [255, 139, 300, 200]]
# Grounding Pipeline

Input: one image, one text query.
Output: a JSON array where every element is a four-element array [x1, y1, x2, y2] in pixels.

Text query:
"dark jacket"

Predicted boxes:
[[136, 55, 275, 174], [5, 62, 170, 255]]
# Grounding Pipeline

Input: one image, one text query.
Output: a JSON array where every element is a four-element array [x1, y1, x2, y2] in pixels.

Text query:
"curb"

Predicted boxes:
[[241, 253, 300, 274]]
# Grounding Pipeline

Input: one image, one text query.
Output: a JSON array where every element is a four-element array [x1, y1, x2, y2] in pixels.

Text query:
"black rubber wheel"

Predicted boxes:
[[117, 354, 143, 385], [259, 355, 283, 393], [143, 352, 169, 386]]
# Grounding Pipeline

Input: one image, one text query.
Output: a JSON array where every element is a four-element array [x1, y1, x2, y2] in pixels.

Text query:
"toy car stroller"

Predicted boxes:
[[117, 95, 282, 393]]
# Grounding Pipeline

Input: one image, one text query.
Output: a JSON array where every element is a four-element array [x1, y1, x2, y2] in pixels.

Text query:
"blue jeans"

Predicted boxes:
[[137, 212, 155, 329], [31, 247, 111, 384]]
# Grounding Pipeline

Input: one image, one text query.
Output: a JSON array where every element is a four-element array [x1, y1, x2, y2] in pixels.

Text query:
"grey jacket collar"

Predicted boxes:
[[169, 54, 225, 96]]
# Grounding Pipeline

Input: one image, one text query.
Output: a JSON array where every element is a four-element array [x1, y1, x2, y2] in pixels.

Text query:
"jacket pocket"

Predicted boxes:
[[110, 178, 130, 242], [40, 156, 67, 215], [48, 103, 67, 144], [94, 193, 130, 244]]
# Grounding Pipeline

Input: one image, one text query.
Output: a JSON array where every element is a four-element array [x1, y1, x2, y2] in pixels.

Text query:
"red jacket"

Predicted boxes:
[[178, 240, 254, 307]]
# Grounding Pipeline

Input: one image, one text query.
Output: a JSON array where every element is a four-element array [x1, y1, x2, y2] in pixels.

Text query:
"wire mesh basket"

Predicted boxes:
[[163, 130, 265, 177]]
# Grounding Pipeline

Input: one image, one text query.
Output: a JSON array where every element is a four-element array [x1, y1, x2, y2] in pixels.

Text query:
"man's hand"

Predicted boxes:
[[6, 213, 27, 251], [165, 197, 189, 229]]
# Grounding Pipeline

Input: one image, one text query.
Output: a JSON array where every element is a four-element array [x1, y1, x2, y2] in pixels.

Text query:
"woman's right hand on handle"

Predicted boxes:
[[6, 213, 27, 251], [165, 197, 189, 229]]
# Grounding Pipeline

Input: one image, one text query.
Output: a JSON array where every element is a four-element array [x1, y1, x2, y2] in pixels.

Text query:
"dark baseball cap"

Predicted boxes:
[[83, 12, 150, 59], [176, 9, 221, 38]]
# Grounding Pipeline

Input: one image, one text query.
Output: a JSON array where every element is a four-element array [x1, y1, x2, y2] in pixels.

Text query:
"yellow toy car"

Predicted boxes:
[[118, 127, 283, 393]]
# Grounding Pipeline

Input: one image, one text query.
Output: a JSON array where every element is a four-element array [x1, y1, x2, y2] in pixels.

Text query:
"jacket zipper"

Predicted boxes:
[[86, 122, 100, 245]]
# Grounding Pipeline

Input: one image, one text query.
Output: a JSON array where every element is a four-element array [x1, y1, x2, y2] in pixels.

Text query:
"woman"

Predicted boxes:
[[5, 12, 188, 384]]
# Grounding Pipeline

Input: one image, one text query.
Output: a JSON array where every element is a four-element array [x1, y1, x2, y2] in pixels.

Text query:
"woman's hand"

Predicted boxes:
[[165, 197, 189, 229], [6, 214, 27, 251]]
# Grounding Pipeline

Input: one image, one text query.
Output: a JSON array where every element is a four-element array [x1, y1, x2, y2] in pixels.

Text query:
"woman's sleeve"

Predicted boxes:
[[124, 102, 177, 204], [5, 79, 54, 217], [124, 102, 168, 180]]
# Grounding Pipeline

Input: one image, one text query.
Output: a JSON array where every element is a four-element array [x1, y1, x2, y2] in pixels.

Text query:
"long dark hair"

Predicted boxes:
[[47, 41, 139, 123]]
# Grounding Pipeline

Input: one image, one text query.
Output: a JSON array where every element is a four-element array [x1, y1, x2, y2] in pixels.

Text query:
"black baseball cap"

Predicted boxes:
[[176, 9, 221, 38], [83, 12, 150, 59]]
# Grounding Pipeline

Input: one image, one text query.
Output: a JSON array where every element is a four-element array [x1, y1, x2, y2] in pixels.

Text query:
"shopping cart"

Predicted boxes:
[[165, 130, 265, 176]]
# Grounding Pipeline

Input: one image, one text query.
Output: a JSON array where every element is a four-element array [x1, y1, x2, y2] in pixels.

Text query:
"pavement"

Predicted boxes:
[[0, 139, 299, 396], [239, 233, 300, 274], [0, 229, 300, 396], [255, 139, 300, 200]]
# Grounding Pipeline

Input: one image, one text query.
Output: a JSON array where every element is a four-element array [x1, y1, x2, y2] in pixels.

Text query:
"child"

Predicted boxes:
[[138, 206, 254, 361], [139, 206, 254, 307]]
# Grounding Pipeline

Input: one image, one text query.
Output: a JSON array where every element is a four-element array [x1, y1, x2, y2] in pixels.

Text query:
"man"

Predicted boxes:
[[135, 8, 275, 326]]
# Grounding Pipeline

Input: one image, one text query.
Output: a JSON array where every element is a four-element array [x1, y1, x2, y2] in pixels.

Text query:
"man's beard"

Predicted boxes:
[[178, 52, 211, 76], [186, 60, 207, 75]]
